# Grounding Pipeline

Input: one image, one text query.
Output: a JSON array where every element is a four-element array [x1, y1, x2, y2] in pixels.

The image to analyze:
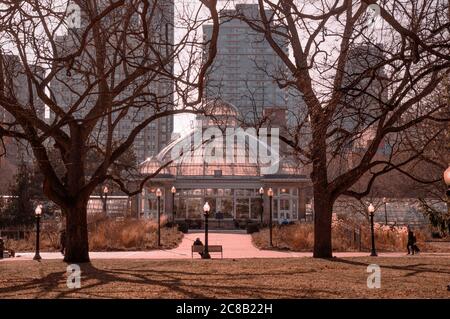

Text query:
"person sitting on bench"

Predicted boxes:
[[193, 238, 204, 257], [0, 237, 15, 258]]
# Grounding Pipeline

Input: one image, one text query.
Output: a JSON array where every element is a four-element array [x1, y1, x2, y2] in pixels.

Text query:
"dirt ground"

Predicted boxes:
[[1, 257, 449, 299]]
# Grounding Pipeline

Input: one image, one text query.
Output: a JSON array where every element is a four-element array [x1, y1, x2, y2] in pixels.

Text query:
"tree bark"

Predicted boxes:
[[313, 189, 334, 258], [63, 200, 90, 263], [310, 110, 334, 258]]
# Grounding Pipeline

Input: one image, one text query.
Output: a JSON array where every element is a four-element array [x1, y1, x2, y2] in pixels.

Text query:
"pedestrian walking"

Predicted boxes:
[[60, 229, 66, 256]]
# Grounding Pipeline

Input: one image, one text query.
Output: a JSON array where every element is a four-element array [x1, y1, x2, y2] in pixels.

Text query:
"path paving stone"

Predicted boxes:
[[3, 232, 449, 261]]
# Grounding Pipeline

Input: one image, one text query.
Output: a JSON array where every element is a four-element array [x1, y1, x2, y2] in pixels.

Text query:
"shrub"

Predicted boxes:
[[252, 221, 428, 252], [88, 217, 182, 251], [177, 222, 189, 234], [246, 223, 259, 234], [5, 217, 183, 252]]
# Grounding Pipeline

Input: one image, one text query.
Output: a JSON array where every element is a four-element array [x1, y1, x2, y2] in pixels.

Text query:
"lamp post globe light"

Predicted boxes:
[[268, 188, 274, 247], [171, 186, 176, 222], [368, 203, 377, 257], [259, 187, 264, 225], [444, 166, 450, 202], [103, 185, 109, 215], [33, 204, 43, 261], [202, 202, 211, 259], [156, 188, 162, 247]]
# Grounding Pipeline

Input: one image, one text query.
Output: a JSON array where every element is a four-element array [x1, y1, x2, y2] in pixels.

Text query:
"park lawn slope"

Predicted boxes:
[[0, 257, 449, 299]]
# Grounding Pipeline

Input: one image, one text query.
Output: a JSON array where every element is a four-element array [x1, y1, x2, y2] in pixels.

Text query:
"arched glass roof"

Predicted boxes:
[[140, 101, 305, 177]]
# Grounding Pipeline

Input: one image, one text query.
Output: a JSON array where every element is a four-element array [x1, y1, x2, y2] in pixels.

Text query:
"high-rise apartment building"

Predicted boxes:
[[0, 54, 45, 167], [202, 4, 289, 122], [50, 1, 174, 163], [339, 44, 390, 154]]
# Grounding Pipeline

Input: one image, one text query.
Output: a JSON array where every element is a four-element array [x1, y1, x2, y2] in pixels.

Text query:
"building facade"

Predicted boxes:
[[138, 102, 310, 226], [49, 1, 175, 162], [0, 54, 45, 169], [203, 4, 289, 122]]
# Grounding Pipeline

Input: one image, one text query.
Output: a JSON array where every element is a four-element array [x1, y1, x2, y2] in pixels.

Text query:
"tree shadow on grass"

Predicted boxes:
[[330, 258, 450, 277], [0, 262, 329, 299], [0, 269, 66, 298], [70, 263, 324, 299]]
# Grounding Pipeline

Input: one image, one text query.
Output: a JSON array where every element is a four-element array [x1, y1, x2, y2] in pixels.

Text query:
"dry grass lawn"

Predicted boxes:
[[1, 257, 449, 299]]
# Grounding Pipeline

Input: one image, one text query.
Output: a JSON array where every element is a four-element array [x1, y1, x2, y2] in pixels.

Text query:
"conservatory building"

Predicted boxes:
[[137, 102, 311, 226]]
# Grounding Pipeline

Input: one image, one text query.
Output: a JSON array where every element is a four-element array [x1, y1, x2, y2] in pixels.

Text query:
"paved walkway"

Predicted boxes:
[[3, 232, 450, 261]]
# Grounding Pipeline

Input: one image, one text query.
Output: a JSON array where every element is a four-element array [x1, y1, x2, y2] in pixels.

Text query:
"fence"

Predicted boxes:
[[87, 196, 132, 217]]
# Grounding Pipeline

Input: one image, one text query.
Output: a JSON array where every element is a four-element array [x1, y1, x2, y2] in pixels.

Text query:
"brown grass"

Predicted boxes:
[[4, 217, 183, 252], [89, 217, 182, 251], [252, 223, 433, 252], [1, 257, 449, 298]]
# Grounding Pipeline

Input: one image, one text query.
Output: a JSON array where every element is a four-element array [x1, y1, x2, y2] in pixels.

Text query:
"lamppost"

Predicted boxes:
[[444, 166, 450, 215], [156, 188, 162, 247], [268, 188, 274, 247], [33, 204, 43, 261], [103, 185, 109, 215], [383, 197, 388, 225], [171, 186, 176, 222], [202, 202, 211, 259], [259, 187, 264, 225], [368, 203, 377, 257]]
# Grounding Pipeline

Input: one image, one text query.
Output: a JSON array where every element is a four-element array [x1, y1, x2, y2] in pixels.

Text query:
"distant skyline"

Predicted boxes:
[[173, 1, 258, 134]]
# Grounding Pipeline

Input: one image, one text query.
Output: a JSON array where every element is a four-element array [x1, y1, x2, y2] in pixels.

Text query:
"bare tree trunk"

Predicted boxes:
[[310, 114, 334, 258], [63, 200, 90, 263], [313, 187, 333, 258]]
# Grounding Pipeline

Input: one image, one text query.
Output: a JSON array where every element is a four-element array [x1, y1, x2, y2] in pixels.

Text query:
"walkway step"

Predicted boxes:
[[188, 229, 247, 234]]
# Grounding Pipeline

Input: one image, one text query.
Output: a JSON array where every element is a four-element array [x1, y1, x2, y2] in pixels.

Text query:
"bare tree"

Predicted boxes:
[[225, 0, 450, 257], [0, 0, 220, 262]]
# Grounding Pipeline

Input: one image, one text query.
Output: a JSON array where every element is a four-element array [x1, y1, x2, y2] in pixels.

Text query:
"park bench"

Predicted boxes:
[[191, 245, 223, 259], [2, 250, 14, 258]]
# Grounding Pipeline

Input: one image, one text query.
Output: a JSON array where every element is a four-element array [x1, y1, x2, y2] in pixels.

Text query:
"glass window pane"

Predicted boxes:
[[280, 199, 290, 210], [219, 198, 233, 218], [187, 198, 202, 219], [175, 198, 186, 219], [236, 198, 249, 219], [251, 198, 262, 219]]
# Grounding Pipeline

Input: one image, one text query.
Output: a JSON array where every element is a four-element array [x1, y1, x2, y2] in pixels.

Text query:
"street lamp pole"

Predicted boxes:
[[383, 197, 388, 225], [444, 166, 450, 242], [33, 205, 43, 261], [444, 166, 450, 216], [268, 188, 273, 247], [103, 186, 109, 215], [171, 186, 176, 223], [259, 187, 264, 225], [156, 188, 162, 247], [202, 202, 211, 259], [368, 203, 377, 257]]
